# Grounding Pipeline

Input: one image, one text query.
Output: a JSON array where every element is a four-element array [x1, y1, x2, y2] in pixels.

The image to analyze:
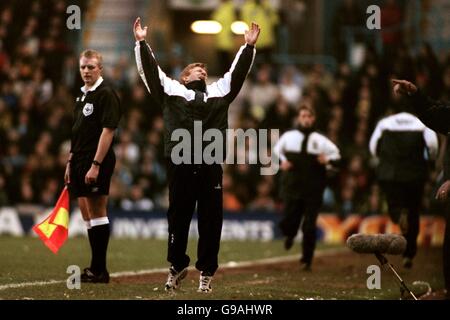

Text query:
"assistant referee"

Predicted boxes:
[[65, 49, 122, 283]]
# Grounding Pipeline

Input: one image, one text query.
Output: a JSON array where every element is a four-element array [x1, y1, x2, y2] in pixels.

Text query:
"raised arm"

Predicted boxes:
[[392, 79, 450, 134], [244, 22, 261, 46], [133, 18, 162, 101], [207, 22, 260, 103], [133, 18, 192, 105]]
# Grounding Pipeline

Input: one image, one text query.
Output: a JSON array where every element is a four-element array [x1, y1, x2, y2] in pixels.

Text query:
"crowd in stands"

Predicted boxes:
[[1, 0, 450, 218]]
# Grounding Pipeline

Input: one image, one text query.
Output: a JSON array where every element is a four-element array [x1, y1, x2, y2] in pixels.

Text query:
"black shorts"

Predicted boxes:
[[69, 152, 116, 198]]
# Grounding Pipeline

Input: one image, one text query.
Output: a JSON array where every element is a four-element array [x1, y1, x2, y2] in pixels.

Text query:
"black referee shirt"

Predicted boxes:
[[71, 77, 121, 154]]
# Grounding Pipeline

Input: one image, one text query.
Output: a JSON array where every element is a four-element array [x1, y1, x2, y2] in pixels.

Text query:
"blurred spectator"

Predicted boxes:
[[340, 182, 356, 217], [331, 0, 365, 62], [121, 184, 154, 211], [114, 130, 140, 166], [228, 163, 259, 206], [211, 0, 237, 75], [260, 95, 296, 133], [0, 171, 9, 206], [302, 65, 331, 131], [108, 176, 126, 209], [19, 177, 34, 203], [441, 65, 450, 101], [338, 154, 371, 216], [278, 65, 304, 106], [241, 0, 279, 63], [347, 155, 370, 192], [322, 187, 337, 212], [248, 179, 275, 211], [248, 64, 278, 121], [223, 172, 243, 211], [380, 0, 404, 57], [392, 44, 416, 81], [360, 184, 386, 216], [32, 68, 53, 105], [40, 178, 59, 207], [415, 42, 442, 99], [114, 158, 134, 188], [278, 0, 306, 54], [63, 56, 78, 91], [124, 108, 145, 146], [166, 43, 187, 81]]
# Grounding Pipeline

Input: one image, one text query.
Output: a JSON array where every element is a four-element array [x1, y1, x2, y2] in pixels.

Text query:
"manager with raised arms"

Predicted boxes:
[[133, 17, 260, 293]]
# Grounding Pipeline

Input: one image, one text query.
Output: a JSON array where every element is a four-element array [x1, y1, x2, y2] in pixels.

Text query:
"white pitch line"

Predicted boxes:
[[111, 267, 169, 278], [0, 279, 64, 291], [0, 247, 348, 291]]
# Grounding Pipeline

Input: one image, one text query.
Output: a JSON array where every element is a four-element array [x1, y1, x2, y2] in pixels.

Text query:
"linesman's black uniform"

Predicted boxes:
[[273, 127, 341, 267], [369, 112, 438, 263], [134, 40, 255, 275], [70, 77, 121, 197], [407, 91, 450, 295]]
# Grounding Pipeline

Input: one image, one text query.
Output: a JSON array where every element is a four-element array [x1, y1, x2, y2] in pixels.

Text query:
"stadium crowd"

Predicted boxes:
[[1, 0, 449, 219]]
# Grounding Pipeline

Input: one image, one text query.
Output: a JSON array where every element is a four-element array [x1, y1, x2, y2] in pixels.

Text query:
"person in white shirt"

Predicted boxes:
[[273, 105, 341, 270], [369, 108, 438, 268]]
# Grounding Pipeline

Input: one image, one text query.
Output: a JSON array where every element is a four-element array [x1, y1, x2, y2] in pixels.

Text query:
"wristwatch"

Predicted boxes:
[[92, 160, 101, 167]]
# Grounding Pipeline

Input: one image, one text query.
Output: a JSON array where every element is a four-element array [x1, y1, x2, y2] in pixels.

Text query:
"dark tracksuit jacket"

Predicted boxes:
[[369, 112, 438, 258], [369, 112, 438, 183], [273, 129, 340, 263], [407, 91, 450, 290], [134, 40, 255, 274]]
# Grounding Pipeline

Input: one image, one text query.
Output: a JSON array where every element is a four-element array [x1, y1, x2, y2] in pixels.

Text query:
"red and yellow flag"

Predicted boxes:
[[33, 187, 70, 254]]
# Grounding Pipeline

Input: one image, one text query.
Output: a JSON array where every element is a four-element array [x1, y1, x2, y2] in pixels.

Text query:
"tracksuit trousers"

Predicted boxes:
[[166, 160, 223, 275], [279, 197, 322, 264], [380, 181, 424, 259]]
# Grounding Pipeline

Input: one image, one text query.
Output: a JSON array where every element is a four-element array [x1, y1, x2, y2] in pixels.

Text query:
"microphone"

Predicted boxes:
[[346, 233, 406, 255], [346, 233, 417, 300]]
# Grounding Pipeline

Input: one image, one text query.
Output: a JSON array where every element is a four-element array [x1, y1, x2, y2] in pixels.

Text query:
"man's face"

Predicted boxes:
[[184, 66, 207, 84], [79, 56, 102, 87], [298, 109, 315, 128]]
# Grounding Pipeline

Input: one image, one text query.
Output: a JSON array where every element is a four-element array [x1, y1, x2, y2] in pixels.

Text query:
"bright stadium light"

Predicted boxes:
[[231, 21, 249, 35], [191, 20, 222, 34]]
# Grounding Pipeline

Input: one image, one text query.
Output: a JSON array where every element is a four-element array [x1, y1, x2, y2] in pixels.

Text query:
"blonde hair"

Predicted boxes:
[[298, 104, 316, 117], [179, 62, 207, 84], [79, 49, 103, 68]]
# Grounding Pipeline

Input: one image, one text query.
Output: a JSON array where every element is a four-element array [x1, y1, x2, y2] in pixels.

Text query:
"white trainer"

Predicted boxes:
[[197, 273, 213, 293], [165, 266, 188, 291]]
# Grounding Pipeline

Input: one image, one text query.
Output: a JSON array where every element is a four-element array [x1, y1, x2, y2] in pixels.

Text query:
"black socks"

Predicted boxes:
[[87, 217, 110, 274]]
